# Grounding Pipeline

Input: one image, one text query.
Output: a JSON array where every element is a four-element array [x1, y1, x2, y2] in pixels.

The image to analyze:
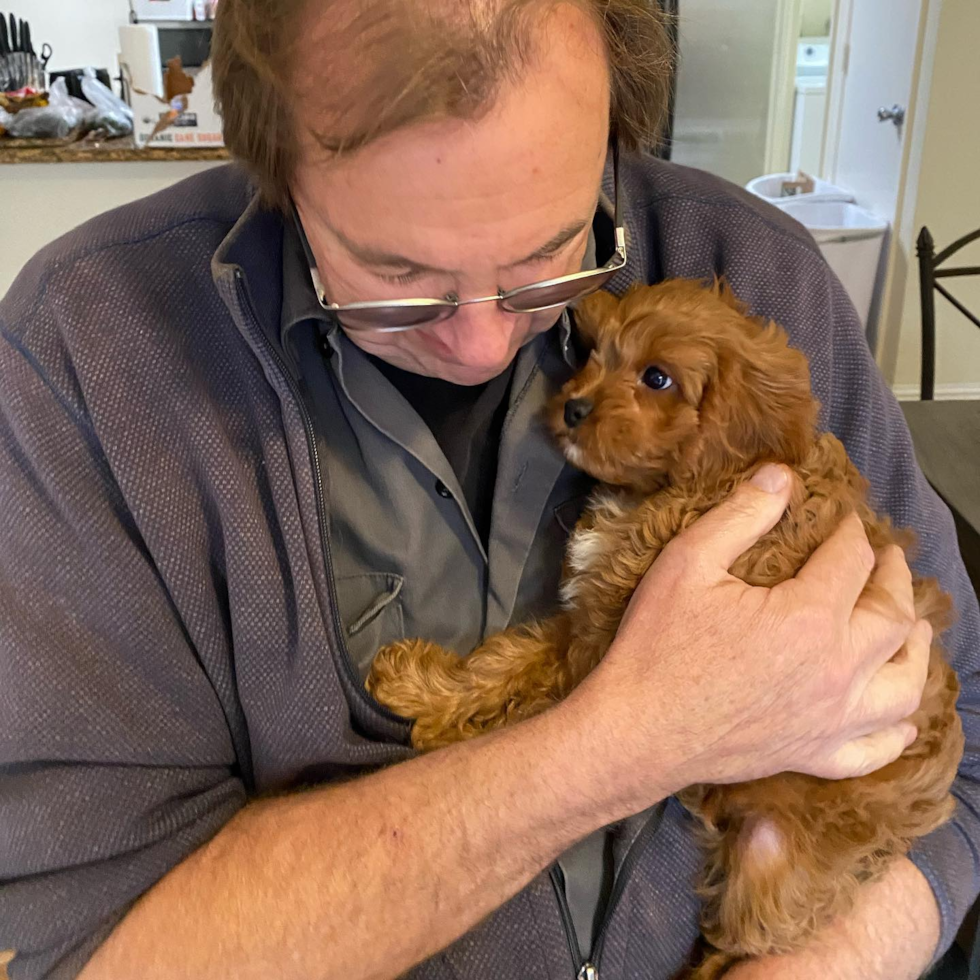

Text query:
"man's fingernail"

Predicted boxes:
[[749, 464, 789, 493], [904, 724, 918, 747]]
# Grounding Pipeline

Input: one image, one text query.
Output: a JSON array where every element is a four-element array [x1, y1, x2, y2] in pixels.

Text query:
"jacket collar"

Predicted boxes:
[[211, 193, 290, 367]]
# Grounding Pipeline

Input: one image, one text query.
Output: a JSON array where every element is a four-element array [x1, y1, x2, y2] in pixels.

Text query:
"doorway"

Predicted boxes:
[[668, 0, 830, 187]]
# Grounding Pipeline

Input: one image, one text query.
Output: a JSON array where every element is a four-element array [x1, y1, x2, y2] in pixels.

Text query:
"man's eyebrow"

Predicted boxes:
[[503, 219, 591, 269], [330, 225, 443, 274], [331, 218, 592, 274]]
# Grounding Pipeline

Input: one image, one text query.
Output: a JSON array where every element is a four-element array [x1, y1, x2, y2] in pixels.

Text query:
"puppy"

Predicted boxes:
[[367, 279, 963, 978]]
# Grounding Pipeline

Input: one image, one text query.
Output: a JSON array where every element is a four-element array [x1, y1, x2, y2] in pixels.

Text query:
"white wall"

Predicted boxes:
[[19, 0, 132, 78], [1, 161, 222, 297]]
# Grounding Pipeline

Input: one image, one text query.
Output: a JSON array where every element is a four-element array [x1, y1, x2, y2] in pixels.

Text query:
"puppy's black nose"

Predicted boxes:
[[564, 397, 594, 428]]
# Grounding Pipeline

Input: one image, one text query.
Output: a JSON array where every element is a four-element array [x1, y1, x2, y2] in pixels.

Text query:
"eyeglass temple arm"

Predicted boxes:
[[290, 203, 332, 304], [611, 140, 626, 256]]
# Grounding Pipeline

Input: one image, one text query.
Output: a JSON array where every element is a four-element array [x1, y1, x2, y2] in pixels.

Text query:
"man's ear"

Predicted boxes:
[[572, 289, 621, 347]]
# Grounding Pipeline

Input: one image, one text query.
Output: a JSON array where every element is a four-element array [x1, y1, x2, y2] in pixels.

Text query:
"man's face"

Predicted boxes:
[[291, 6, 611, 385]]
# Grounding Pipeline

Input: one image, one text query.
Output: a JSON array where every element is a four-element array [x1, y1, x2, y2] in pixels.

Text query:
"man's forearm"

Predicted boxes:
[[77, 702, 639, 980], [728, 856, 941, 980]]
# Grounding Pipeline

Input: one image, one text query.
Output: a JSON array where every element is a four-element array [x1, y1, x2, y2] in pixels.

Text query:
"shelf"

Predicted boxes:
[[130, 19, 215, 28], [0, 134, 229, 163]]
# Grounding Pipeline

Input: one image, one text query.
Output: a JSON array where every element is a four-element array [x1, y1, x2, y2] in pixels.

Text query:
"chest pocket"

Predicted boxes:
[[554, 494, 592, 535], [335, 572, 406, 683]]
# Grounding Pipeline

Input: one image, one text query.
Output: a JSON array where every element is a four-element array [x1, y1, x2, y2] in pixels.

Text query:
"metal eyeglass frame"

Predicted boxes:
[[298, 141, 627, 333]]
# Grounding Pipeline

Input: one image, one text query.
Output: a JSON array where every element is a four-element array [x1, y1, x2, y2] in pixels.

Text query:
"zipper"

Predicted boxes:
[[550, 864, 583, 969], [550, 865, 598, 980], [550, 806, 664, 979], [232, 270, 407, 727], [590, 808, 663, 966]]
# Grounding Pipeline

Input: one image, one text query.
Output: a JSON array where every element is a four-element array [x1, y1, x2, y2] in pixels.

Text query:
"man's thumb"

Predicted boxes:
[[670, 464, 792, 574]]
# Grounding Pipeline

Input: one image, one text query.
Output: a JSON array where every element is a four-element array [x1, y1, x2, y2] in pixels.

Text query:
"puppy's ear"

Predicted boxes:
[[694, 317, 818, 476], [711, 276, 750, 315], [573, 289, 621, 347]]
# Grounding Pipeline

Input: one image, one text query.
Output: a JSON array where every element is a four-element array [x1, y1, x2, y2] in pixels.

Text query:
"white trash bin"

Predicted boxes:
[[746, 172, 855, 206], [779, 200, 889, 329]]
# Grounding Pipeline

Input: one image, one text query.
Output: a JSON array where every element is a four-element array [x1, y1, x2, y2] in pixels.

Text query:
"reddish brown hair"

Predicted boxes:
[[211, 0, 674, 210]]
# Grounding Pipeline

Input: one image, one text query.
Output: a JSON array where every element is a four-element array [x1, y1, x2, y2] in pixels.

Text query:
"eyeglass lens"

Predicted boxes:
[[501, 268, 619, 314], [337, 267, 619, 331], [336, 304, 458, 331]]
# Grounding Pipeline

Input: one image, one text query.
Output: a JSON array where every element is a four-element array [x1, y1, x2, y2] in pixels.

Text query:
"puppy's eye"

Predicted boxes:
[[641, 366, 673, 391]]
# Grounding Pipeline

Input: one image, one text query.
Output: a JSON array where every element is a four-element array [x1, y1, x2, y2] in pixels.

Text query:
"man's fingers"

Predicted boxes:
[[864, 543, 916, 622], [664, 464, 792, 577], [848, 602, 916, 684], [793, 512, 875, 616], [848, 548, 921, 683], [813, 722, 918, 780], [852, 618, 932, 727]]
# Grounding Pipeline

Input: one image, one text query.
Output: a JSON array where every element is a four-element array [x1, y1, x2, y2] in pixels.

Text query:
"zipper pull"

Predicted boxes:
[[577, 964, 598, 980]]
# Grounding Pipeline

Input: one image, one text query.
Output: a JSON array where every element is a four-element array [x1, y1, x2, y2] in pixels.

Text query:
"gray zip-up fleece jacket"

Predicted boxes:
[[1, 158, 978, 980]]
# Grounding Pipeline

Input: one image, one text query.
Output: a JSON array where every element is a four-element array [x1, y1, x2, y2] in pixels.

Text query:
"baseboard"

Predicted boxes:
[[892, 382, 980, 402]]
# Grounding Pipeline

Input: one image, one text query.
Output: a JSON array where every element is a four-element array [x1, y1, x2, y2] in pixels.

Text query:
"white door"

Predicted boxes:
[[824, 0, 923, 221]]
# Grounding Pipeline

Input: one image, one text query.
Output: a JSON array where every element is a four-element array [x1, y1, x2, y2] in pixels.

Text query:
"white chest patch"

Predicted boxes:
[[560, 528, 605, 609], [566, 528, 604, 575], [559, 491, 637, 610]]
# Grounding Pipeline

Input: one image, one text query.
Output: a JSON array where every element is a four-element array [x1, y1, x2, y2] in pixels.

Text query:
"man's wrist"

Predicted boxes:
[[549, 669, 676, 824]]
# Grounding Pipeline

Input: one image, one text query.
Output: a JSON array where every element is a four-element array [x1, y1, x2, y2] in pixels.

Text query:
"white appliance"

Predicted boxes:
[[790, 38, 829, 174], [791, 77, 828, 173], [746, 172, 854, 205], [779, 200, 889, 329], [796, 36, 830, 77]]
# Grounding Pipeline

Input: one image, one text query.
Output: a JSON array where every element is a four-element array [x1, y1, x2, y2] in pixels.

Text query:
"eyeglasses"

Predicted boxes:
[[299, 142, 627, 333]]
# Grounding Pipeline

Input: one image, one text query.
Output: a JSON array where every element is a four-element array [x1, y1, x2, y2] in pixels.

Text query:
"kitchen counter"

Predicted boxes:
[[0, 134, 229, 163]]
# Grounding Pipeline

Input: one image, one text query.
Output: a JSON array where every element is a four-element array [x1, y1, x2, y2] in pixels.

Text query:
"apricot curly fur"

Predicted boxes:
[[366, 278, 964, 978]]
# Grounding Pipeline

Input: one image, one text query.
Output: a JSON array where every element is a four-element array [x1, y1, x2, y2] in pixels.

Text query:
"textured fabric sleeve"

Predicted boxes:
[[0, 325, 246, 980], [798, 264, 980, 965]]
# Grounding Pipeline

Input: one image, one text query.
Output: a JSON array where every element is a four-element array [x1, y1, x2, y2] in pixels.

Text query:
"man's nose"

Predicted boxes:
[[440, 297, 513, 340], [564, 397, 594, 428]]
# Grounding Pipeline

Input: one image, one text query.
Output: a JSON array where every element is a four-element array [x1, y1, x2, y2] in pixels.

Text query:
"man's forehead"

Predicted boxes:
[[292, 0, 610, 155], [305, 149, 607, 275], [295, 108, 608, 267], [291, 1, 611, 203]]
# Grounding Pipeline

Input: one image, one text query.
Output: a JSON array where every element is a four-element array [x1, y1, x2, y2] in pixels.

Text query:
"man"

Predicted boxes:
[[0, 1, 976, 978]]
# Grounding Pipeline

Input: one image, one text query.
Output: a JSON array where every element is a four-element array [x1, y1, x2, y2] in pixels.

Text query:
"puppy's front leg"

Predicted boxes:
[[367, 614, 572, 751]]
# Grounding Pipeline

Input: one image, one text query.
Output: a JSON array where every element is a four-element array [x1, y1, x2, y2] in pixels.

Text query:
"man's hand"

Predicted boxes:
[[723, 857, 941, 980], [565, 463, 931, 816]]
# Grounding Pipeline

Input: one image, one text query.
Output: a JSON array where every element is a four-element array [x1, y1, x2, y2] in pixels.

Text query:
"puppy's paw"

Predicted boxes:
[[366, 638, 464, 744], [366, 637, 442, 710]]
